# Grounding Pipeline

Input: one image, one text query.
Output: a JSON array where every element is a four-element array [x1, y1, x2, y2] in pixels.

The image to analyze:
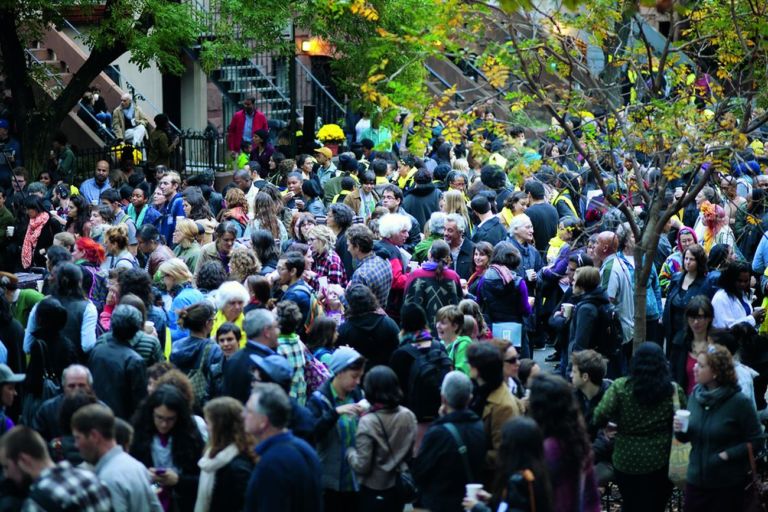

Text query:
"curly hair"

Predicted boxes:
[[629, 342, 674, 406], [276, 300, 303, 335], [196, 260, 227, 292], [528, 373, 592, 472], [345, 284, 379, 317], [65, 194, 92, 236], [130, 384, 203, 475], [228, 246, 261, 283], [252, 192, 282, 239], [223, 187, 248, 212], [704, 344, 738, 387]]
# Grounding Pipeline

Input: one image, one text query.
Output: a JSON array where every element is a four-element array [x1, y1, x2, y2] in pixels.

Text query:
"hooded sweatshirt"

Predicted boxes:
[[336, 312, 400, 369]]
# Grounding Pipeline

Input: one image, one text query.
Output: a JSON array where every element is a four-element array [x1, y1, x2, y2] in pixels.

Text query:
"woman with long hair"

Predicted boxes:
[[21, 195, 61, 269], [73, 236, 106, 298], [529, 372, 599, 512], [182, 187, 216, 245], [674, 344, 762, 511], [442, 189, 473, 236], [248, 191, 287, 242], [464, 417, 553, 512], [250, 229, 280, 276], [670, 295, 714, 395], [194, 397, 255, 512], [499, 191, 528, 228], [172, 218, 202, 273], [131, 384, 205, 512], [466, 241, 493, 297], [285, 212, 317, 250], [347, 365, 417, 512], [712, 260, 766, 329], [64, 194, 92, 238], [593, 342, 684, 512], [663, 244, 710, 350]]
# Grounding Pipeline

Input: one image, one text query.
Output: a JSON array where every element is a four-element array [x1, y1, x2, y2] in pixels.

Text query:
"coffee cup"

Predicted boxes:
[[525, 269, 536, 281], [466, 483, 483, 500], [675, 409, 691, 432], [6, 226, 14, 237], [144, 321, 155, 334], [561, 303, 574, 319]]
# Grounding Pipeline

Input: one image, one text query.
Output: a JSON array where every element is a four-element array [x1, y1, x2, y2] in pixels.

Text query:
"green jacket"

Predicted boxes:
[[412, 234, 441, 264], [593, 376, 686, 474], [11, 289, 45, 328], [675, 384, 762, 488], [445, 335, 472, 376]]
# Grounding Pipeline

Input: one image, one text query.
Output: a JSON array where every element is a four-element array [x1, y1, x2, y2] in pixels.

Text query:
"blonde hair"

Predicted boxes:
[[164, 171, 181, 186], [309, 225, 336, 251], [158, 258, 194, 285], [452, 158, 469, 172], [174, 218, 199, 246], [443, 189, 471, 231], [53, 232, 76, 250]]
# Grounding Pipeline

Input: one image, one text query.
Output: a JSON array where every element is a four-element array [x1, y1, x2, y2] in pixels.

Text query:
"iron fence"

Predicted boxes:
[[71, 131, 229, 185]]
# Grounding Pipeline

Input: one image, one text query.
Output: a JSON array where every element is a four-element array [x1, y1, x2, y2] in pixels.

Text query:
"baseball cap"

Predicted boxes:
[[328, 346, 364, 375], [249, 354, 293, 388], [0, 364, 25, 384], [314, 147, 333, 160]]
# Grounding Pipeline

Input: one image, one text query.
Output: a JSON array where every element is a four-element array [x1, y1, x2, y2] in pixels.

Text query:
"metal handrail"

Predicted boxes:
[[24, 48, 116, 142], [425, 63, 467, 102], [294, 57, 346, 113], [59, 18, 180, 133]]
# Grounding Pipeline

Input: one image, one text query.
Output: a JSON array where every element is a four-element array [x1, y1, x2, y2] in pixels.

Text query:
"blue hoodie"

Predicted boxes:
[[169, 335, 223, 374]]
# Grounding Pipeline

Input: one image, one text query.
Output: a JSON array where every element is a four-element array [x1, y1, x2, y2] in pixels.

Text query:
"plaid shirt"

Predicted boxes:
[[349, 253, 393, 309], [23, 461, 112, 512], [277, 333, 307, 405], [313, 248, 347, 287]]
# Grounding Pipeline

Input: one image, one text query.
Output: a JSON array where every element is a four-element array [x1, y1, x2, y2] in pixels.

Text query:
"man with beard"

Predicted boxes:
[[79, 160, 112, 205]]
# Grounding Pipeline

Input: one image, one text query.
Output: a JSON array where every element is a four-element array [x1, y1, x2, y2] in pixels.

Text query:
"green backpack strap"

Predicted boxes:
[[443, 422, 474, 483]]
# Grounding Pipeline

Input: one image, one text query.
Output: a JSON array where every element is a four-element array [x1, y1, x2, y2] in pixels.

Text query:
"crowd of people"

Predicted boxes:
[[0, 99, 767, 512]]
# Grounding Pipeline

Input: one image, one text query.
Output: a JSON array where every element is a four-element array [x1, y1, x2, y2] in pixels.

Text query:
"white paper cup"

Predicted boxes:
[[144, 321, 155, 334], [561, 303, 574, 319], [675, 410, 691, 432], [466, 483, 483, 500], [36, 280, 44, 293], [525, 269, 536, 280], [6, 226, 14, 237]]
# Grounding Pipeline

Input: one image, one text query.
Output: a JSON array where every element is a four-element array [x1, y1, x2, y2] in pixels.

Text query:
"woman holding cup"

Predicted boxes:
[[673, 344, 762, 511], [593, 342, 684, 512]]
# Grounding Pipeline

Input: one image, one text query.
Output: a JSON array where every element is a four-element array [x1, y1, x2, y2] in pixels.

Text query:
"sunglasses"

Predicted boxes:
[[504, 357, 519, 364]]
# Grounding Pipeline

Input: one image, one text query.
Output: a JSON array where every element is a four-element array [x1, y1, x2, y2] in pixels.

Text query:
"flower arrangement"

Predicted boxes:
[[317, 124, 345, 143], [699, 200, 717, 218]]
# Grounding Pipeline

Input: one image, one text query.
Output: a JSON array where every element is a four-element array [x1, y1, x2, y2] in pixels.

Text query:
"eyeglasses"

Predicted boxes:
[[504, 357, 519, 364]]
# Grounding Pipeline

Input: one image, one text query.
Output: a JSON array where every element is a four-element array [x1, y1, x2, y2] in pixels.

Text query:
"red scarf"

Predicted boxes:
[[22, 212, 49, 269]]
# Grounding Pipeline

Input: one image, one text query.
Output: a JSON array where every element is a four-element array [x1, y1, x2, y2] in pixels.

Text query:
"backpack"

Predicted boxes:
[[293, 283, 325, 334], [81, 265, 109, 314], [188, 343, 213, 408], [302, 343, 332, 394], [595, 302, 624, 359], [402, 342, 453, 422]]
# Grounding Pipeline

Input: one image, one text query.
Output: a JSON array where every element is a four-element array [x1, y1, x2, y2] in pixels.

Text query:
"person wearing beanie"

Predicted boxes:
[[402, 168, 442, 229], [306, 346, 367, 509]]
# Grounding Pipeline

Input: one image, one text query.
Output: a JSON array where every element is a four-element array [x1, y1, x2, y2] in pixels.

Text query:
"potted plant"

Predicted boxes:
[[316, 124, 345, 155]]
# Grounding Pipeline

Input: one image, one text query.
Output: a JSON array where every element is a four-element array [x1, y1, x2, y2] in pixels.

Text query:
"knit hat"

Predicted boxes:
[[400, 303, 428, 333], [250, 354, 293, 389], [328, 346, 364, 375]]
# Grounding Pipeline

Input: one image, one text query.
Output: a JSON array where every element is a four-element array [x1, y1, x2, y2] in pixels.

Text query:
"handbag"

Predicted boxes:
[[373, 412, 418, 504], [668, 382, 691, 488], [744, 442, 768, 512], [21, 339, 62, 425]]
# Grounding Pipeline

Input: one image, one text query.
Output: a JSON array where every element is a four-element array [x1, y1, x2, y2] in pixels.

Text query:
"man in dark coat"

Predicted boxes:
[[413, 371, 486, 512], [222, 309, 279, 404]]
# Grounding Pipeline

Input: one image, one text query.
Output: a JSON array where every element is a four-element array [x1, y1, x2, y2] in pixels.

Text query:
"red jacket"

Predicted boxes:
[[227, 109, 268, 152]]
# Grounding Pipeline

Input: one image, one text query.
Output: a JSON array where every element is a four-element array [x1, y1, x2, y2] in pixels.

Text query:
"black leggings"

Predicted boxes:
[[614, 466, 673, 512]]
